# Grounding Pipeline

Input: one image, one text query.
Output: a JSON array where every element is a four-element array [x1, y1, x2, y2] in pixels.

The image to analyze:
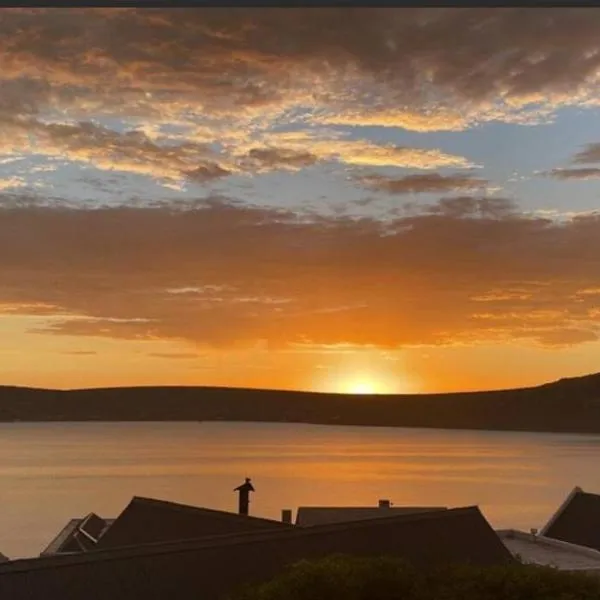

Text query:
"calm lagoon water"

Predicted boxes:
[[1, 421, 600, 558]]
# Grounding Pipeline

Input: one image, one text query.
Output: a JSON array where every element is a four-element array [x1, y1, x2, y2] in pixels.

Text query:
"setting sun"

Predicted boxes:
[[311, 352, 420, 396], [346, 381, 379, 395], [333, 370, 402, 395]]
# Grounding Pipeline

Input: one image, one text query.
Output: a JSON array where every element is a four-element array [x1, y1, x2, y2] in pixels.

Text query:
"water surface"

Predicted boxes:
[[1, 421, 599, 558]]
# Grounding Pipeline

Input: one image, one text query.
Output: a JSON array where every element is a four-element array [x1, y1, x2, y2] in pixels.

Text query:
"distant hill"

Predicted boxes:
[[1, 372, 600, 434]]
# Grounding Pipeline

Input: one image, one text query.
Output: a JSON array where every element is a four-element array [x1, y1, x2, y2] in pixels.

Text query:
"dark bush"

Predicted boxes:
[[231, 555, 600, 600]]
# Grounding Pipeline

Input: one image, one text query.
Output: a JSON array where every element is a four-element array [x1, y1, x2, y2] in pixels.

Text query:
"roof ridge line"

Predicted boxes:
[[127, 496, 286, 524]]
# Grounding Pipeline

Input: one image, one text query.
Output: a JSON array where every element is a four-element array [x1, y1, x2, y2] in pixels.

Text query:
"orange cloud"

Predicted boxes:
[[283, 138, 474, 169], [1, 195, 599, 350], [0, 117, 231, 185], [233, 129, 474, 171], [0, 176, 26, 191], [241, 147, 319, 172], [0, 116, 472, 185]]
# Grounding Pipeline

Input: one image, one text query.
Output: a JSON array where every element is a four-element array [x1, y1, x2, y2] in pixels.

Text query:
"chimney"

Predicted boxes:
[[378, 499, 391, 509], [281, 509, 293, 524], [233, 478, 255, 516]]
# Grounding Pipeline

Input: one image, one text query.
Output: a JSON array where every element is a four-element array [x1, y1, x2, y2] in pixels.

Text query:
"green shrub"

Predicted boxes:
[[231, 555, 600, 600]]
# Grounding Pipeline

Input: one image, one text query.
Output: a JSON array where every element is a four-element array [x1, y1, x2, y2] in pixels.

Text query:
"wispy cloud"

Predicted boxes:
[[0, 117, 232, 186], [355, 173, 488, 194], [0, 176, 25, 191], [546, 167, 600, 180], [573, 142, 600, 164], [544, 141, 600, 180]]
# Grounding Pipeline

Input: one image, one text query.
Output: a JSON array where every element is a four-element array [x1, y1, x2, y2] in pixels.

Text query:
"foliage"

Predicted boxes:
[[231, 554, 600, 600]]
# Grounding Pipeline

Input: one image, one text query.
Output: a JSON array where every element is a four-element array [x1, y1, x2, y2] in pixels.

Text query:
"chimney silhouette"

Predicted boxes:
[[234, 477, 255, 516]]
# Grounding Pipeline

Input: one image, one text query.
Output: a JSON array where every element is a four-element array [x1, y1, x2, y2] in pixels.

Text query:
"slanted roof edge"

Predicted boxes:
[[539, 486, 584, 536], [39, 519, 83, 556]]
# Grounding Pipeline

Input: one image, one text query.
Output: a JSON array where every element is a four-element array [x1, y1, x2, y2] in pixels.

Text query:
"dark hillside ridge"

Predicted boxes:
[[1, 372, 600, 434]]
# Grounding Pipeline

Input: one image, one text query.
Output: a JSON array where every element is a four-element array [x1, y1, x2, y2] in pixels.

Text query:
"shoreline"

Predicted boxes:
[[2, 417, 600, 437]]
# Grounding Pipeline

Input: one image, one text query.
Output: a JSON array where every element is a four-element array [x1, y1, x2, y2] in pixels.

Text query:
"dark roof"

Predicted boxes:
[[96, 496, 291, 549], [296, 506, 447, 526], [40, 519, 80, 555], [79, 513, 108, 542], [0, 553, 7, 563], [542, 487, 600, 551], [0, 506, 513, 600], [40, 514, 114, 556]]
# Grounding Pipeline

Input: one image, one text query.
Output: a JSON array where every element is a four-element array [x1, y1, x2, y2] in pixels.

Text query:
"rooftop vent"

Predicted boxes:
[[378, 499, 391, 509]]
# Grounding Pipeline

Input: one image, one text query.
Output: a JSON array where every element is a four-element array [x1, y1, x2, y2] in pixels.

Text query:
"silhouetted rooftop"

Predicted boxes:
[[541, 487, 600, 551], [296, 505, 447, 526], [41, 513, 113, 556], [96, 496, 291, 549], [0, 506, 513, 600]]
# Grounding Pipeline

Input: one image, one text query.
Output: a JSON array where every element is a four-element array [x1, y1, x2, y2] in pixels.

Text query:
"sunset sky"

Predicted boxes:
[[1, 7, 600, 394]]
